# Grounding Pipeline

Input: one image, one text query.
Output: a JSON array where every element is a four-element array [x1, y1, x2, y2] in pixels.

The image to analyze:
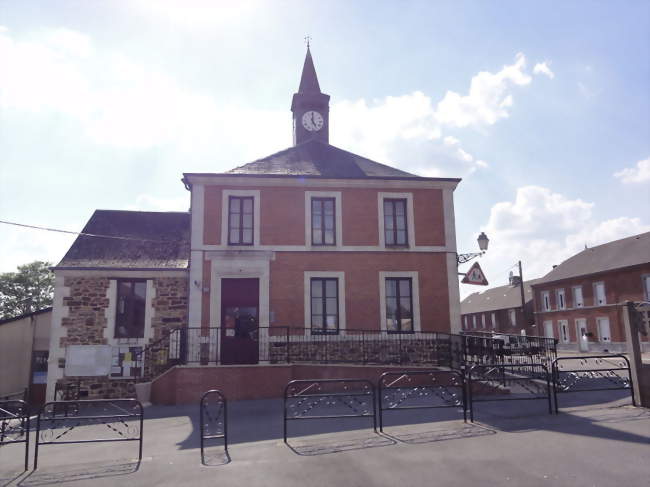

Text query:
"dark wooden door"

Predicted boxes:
[[220, 278, 259, 365]]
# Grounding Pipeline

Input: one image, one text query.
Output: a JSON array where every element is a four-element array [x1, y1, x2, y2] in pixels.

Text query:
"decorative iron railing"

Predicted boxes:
[[461, 331, 557, 376], [132, 326, 557, 382]]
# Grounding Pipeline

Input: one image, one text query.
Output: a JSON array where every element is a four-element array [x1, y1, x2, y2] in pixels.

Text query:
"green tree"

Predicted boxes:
[[0, 261, 54, 320]]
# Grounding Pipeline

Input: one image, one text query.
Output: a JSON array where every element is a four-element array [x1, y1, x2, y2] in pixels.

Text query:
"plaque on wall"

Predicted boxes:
[[65, 345, 112, 377]]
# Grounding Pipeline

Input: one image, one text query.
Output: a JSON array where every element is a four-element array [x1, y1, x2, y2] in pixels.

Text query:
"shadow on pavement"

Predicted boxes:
[[0, 471, 26, 487], [381, 422, 495, 445], [286, 432, 395, 456], [17, 461, 140, 486], [472, 401, 650, 446], [200, 448, 230, 467]]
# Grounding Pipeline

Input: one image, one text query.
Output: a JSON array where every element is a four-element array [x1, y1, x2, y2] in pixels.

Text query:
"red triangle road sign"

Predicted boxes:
[[461, 262, 489, 285]]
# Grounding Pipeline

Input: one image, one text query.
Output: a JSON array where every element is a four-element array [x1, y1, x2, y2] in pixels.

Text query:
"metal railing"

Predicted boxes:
[[552, 354, 635, 413], [132, 326, 557, 382], [461, 331, 557, 377], [0, 400, 30, 471]]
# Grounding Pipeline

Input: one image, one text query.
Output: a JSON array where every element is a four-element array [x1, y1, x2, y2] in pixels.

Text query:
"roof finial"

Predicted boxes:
[[304, 35, 311, 49]]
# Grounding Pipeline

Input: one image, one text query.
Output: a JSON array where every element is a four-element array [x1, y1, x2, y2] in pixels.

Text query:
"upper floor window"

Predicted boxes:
[[311, 198, 336, 245], [385, 277, 413, 332], [463, 316, 468, 329], [383, 199, 408, 247], [556, 289, 566, 310], [572, 286, 584, 308], [509, 309, 517, 327], [310, 278, 339, 334], [491, 312, 497, 328], [542, 291, 551, 311], [594, 282, 606, 306], [115, 280, 146, 338], [643, 275, 650, 301], [228, 196, 254, 245], [481, 314, 486, 328], [472, 315, 477, 329]]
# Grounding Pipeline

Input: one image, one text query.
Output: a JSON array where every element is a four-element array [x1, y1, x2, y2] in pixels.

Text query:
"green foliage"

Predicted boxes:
[[0, 261, 54, 320]]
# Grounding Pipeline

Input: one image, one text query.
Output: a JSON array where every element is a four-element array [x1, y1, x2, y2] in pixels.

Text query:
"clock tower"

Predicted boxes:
[[291, 46, 330, 145]]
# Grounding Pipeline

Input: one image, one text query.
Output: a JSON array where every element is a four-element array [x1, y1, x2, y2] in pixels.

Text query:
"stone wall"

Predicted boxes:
[[151, 277, 188, 339], [60, 277, 110, 347], [55, 275, 188, 400], [269, 337, 452, 366], [55, 376, 136, 400]]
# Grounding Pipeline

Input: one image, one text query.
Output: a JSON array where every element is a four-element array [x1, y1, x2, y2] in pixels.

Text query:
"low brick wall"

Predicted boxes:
[[150, 364, 445, 405]]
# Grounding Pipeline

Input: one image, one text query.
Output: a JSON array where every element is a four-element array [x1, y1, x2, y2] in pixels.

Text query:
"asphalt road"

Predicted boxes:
[[1, 391, 648, 487]]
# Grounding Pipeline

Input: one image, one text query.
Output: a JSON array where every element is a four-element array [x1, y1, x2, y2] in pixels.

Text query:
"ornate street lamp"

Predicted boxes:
[[457, 232, 489, 265]]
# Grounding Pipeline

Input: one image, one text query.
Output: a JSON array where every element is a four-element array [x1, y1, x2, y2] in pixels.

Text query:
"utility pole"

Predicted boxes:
[[518, 261, 526, 326]]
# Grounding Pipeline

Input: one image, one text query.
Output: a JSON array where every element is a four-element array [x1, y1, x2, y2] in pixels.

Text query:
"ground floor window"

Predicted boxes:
[[385, 277, 413, 333], [115, 279, 147, 339], [310, 278, 339, 334]]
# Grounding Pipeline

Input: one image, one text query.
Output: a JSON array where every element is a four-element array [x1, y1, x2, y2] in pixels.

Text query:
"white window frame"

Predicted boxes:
[[558, 319, 570, 343], [542, 291, 551, 311], [572, 286, 584, 308], [221, 189, 261, 246], [378, 192, 415, 249], [304, 271, 346, 334], [543, 320, 554, 339], [305, 191, 343, 248], [508, 309, 517, 327], [642, 274, 650, 301], [104, 279, 155, 379], [379, 271, 421, 332], [593, 281, 606, 306], [596, 316, 611, 343], [556, 288, 566, 310]]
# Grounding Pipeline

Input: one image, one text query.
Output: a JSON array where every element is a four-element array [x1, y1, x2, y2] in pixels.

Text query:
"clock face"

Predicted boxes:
[[302, 111, 324, 132]]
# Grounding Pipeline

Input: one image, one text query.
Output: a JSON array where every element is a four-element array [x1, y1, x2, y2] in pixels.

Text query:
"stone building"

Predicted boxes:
[[531, 232, 650, 352], [47, 48, 462, 402]]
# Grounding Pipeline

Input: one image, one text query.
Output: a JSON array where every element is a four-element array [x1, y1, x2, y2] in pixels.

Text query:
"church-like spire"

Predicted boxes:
[[291, 43, 330, 146], [298, 47, 321, 93]]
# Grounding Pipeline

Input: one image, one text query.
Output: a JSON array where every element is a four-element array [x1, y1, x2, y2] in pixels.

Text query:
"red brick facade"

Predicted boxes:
[[532, 264, 650, 351], [192, 181, 456, 332]]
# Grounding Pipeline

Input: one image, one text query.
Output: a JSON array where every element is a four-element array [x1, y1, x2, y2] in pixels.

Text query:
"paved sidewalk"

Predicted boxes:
[[1, 396, 648, 487]]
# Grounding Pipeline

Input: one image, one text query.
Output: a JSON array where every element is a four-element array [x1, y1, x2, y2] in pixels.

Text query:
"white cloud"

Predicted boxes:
[[0, 27, 289, 160], [466, 186, 650, 297], [533, 61, 555, 79], [0, 225, 76, 273], [127, 194, 190, 212], [614, 157, 650, 184], [434, 53, 532, 128], [1, 26, 543, 179]]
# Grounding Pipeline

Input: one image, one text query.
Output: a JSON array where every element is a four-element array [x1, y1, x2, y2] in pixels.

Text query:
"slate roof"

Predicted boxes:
[[55, 210, 190, 270], [460, 278, 544, 315], [532, 232, 650, 286], [222, 139, 449, 180], [299, 46, 321, 93]]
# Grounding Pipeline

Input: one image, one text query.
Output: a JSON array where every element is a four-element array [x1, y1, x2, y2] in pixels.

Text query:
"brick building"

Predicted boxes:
[[531, 232, 650, 352], [46, 48, 462, 401], [460, 277, 542, 336]]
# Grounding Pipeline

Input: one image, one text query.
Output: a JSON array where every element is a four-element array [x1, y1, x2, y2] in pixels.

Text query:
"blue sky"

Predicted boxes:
[[1, 0, 648, 296]]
